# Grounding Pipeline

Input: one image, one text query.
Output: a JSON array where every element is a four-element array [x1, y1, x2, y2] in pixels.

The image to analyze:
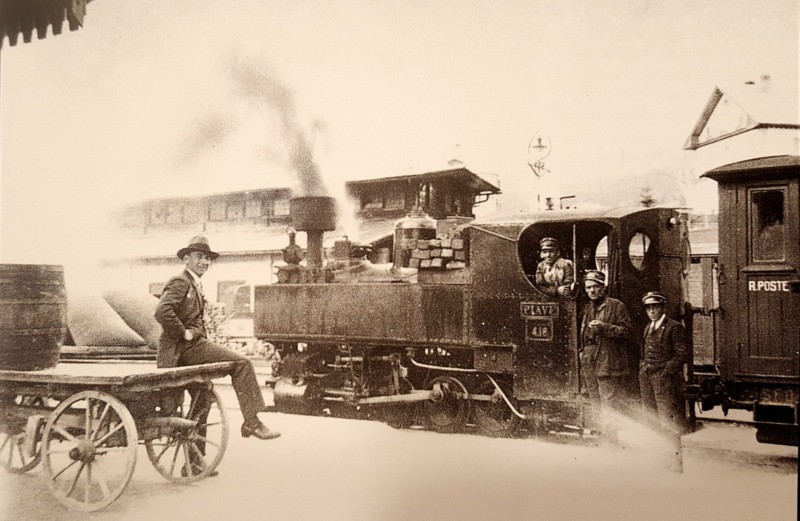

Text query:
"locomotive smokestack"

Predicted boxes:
[[290, 196, 337, 268]]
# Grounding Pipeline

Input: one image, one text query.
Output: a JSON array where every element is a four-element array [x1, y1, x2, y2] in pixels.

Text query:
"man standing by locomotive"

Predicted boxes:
[[580, 270, 631, 445], [155, 236, 281, 457], [639, 291, 689, 472]]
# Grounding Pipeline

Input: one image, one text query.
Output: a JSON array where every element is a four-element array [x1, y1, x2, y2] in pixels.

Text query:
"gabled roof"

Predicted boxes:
[[685, 79, 800, 150], [347, 167, 500, 195]]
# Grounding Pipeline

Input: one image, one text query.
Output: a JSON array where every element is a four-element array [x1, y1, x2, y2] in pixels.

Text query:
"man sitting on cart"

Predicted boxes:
[[155, 236, 281, 452]]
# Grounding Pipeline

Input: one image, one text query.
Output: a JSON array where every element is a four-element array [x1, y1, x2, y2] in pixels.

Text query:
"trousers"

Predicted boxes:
[[177, 339, 267, 423]]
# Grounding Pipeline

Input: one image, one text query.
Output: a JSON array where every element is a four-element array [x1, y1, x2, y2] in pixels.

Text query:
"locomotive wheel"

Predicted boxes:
[[145, 386, 228, 484], [423, 376, 470, 433], [0, 396, 48, 474], [472, 380, 520, 438], [41, 391, 138, 512]]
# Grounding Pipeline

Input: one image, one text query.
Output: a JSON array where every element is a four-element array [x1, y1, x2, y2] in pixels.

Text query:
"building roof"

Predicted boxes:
[[347, 167, 500, 195], [1, 0, 91, 48], [685, 78, 800, 150]]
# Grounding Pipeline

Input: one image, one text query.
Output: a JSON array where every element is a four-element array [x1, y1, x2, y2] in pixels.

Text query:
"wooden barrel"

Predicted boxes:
[[0, 264, 66, 370]]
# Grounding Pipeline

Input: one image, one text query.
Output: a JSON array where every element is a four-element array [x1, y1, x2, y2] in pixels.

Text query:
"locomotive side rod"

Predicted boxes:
[[407, 357, 529, 420]]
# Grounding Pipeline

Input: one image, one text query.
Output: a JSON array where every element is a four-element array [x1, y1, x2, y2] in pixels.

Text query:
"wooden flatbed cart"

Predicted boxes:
[[0, 361, 236, 511]]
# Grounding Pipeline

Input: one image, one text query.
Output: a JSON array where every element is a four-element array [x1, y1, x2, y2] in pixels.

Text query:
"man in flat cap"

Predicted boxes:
[[639, 291, 689, 471], [580, 270, 631, 446], [534, 237, 574, 297], [156, 236, 280, 464]]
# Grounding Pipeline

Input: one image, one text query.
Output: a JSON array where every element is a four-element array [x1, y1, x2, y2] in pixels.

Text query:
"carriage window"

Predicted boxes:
[[751, 189, 785, 262], [628, 232, 651, 271]]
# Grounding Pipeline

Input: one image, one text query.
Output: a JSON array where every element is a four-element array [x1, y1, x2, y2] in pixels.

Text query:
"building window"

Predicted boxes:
[[245, 197, 263, 218], [183, 202, 204, 223], [209, 199, 226, 221], [385, 191, 406, 210], [165, 203, 183, 224], [361, 193, 383, 210], [272, 198, 290, 216], [750, 188, 785, 262], [149, 203, 167, 225], [226, 200, 245, 220], [149, 282, 165, 297]]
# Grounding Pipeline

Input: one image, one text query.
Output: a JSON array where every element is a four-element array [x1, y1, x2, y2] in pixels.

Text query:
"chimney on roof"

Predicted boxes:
[[760, 74, 771, 92]]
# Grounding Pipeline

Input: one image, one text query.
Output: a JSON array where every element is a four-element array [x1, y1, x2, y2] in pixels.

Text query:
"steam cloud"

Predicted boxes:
[[226, 57, 328, 197]]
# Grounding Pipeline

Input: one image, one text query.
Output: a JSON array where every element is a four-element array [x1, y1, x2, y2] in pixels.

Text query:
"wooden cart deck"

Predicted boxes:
[[0, 362, 237, 395]]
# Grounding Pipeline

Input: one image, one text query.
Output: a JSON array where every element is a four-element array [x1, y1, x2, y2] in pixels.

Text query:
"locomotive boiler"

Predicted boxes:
[[253, 196, 690, 436]]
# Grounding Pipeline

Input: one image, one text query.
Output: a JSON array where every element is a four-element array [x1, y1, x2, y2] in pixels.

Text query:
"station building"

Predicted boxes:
[[101, 166, 500, 334]]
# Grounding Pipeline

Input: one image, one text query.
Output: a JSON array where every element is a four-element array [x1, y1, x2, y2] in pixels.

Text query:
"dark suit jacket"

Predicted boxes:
[[641, 317, 689, 376], [154, 270, 207, 368]]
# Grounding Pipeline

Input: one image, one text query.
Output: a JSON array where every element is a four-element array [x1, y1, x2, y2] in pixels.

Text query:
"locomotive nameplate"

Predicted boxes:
[[521, 302, 559, 318], [525, 318, 554, 341]]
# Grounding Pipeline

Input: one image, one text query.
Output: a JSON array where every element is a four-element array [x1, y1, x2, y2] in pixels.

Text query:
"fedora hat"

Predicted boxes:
[[177, 236, 220, 260], [642, 291, 667, 306]]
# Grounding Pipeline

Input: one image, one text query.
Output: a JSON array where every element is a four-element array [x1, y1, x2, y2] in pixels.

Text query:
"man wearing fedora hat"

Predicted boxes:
[[639, 291, 689, 471], [579, 270, 631, 445], [534, 237, 574, 297], [156, 236, 281, 454]]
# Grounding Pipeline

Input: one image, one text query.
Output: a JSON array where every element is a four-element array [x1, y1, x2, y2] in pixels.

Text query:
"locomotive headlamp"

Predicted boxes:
[[666, 217, 678, 230]]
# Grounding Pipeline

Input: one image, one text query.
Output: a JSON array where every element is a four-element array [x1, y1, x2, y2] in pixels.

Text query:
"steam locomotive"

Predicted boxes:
[[253, 155, 799, 445]]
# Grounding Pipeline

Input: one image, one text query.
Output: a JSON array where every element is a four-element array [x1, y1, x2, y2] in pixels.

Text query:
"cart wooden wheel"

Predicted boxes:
[[0, 432, 41, 474], [145, 385, 228, 484], [0, 396, 47, 474], [423, 376, 470, 433], [472, 380, 520, 437], [41, 391, 138, 512]]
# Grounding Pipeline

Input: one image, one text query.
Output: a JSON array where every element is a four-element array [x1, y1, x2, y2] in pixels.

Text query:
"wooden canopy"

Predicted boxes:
[[0, 0, 89, 49]]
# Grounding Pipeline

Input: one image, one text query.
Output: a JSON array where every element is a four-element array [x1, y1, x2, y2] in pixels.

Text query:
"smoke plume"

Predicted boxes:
[[226, 56, 328, 197]]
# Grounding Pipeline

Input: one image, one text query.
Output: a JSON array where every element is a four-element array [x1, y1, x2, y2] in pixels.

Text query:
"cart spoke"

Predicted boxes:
[[151, 438, 178, 464], [52, 459, 79, 480], [92, 402, 111, 442], [193, 434, 220, 449], [182, 442, 192, 476], [85, 398, 93, 440], [94, 421, 125, 448], [53, 425, 79, 444], [64, 462, 85, 498], [14, 440, 28, 466], [84, 462, 92, 504], [94, 446, 132, 454], [92, 461, 112, 500], [168, 440, 182, 476]]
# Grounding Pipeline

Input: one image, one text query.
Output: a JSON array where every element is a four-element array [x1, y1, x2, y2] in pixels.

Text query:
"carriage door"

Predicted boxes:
[[736, 182, 800, 376]]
